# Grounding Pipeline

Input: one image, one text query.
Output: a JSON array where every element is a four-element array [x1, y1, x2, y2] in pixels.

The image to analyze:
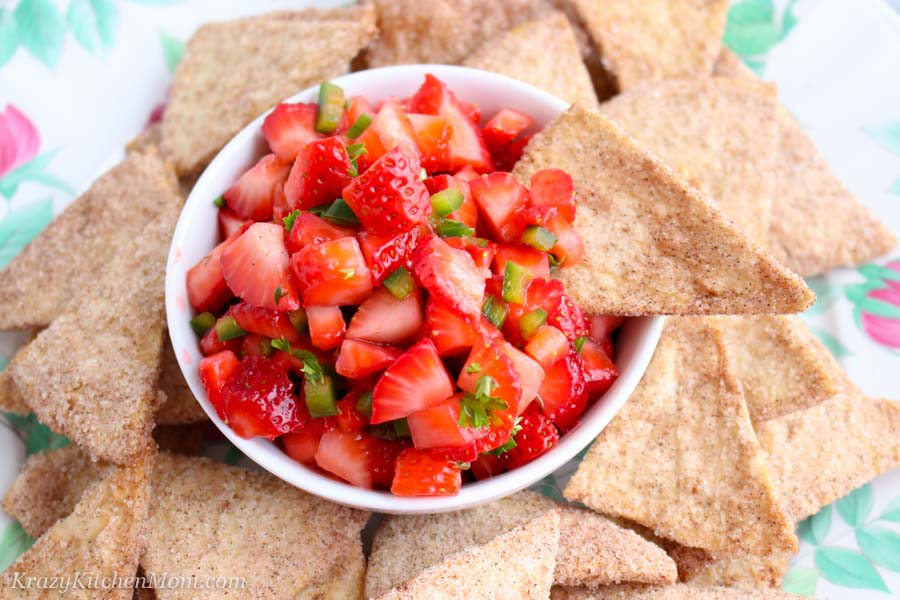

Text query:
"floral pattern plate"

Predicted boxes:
[[1, 0, 899, 596]]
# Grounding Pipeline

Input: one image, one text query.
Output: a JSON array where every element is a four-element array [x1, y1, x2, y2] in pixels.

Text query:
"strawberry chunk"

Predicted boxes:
[[291, 236, 373, 306], [346, 287, 424, 345], [284, 137, 353, 211], [525, 279, 589, 342], [335, 339, 404, 378], [391, 448, 461, 496], [199, 326, 240, 357], [444, 237, 496, 273], [408, 113, 450, 173], [525, 325, 569, 368], [494, 133, 533, 172], [356, 99, 421, 171], [407, 394, 474, 450], [229, 302, 301, 344], [186, 223, 249, 313], [315, 430, 375, 489], [457, 341, 522, 415], [529, 169, 576, 223], [221, 222, 300, 311], [589, 314, 625, 340], [342, 148, 431, 235], [371, 339, 453, 424], [469, 172, 529, 242], [424, 298, 479, 356], [222, 154, 289, 222], [482, 108, 532, 152], [492, 244, 550, 279], [281, 408, 336, 465], [306, 305, 346, 350], [501, 405, 558, 469], [580, 339, 619, 396], [262, 102, 321, 162], [335, 391, 369, 433], [358, 225, 423, 285], [470, 454, 505, 480], [499, 341, 545, 415], [412, 235, 486, 320], [198, 350, 240, 419], [538, 351, 588, 433], [221, 355, 301, 440], [547, 214, 583, 267], [218, 209, 246, 240], [285, 213, 354, 255], [240, 334, 272, 357], [425, 174, 478, 228]]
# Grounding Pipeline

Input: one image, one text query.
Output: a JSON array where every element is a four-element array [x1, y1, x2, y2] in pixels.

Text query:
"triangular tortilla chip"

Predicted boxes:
[[463, 12, 599, 108], [141, 454, 369, 599], [512, 105, 814, 315], [719, 315, 843, 421], [755, 393, 900, 520], [297, 537, 366, 600], [599, 79, 779, 245], [126, 123, 162, 155], [0, 460, 150, 599], [565, 318, 797, 557], [155, 338, 207, 425], [551, 583, 802, 599], [570, 0, 729, 91], [712, 48, 756, 79], [10, 199, 181, 464], [161, 7, 377, 176], [376, 510, 560, 600], [0, 150, 179, 330], [364, 0, 552, 67], [679, 552, 791, 590]]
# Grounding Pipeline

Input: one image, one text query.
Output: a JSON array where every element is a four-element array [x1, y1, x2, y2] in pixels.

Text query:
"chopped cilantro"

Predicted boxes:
[[274, 286, 285, 304], [490, 417, 523, 456], [346, 143, 367, 178], [458, 375, 507, 429], [465, 363, 482, 374], [283, 209, 302, 232], [270, 337, 324, 383], [574, 336, 587, 354]]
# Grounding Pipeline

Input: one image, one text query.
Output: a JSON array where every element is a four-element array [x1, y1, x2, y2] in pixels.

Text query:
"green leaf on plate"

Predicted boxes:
[[126, 0, 184, 4], [0, 521, 34, 572], [14, 0, 66, 68], [159, 29, 183, 73], [0, 8, 19, 68], [66, 0, 118, 54], [863, 122, 900, 157], [0, 198, 53, 268], [881, 495, 900, 522], [725, 21, 781, 57], [798, 505, 831, 545], [0, 151, 75, 198], [727, 0, 775, 27], [845, 283, 900, 319], [809, 327, 851, 358], [782, 566, 818, 596], [857, 525, 900, 571], [780, 0, 799, 41], [836, 484, 874, 526], [1, 411, 69, 456], [815, 546, 888, 591]]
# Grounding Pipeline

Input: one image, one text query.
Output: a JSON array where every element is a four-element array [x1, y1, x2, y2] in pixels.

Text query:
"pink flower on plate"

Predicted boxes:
[[858, 261, 900, 349], [0, 105, 40, 179]]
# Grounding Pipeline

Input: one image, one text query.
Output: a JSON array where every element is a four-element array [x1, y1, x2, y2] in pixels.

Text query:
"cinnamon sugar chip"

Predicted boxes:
[[464, 12, 598, 108], [297, 537, 366, 600], [512, 106, 814, 315], [680, 552, 791, 590], [712, 48, 756, 79], [599, 79, 779, 246], [161, 6, 377, 176], [551, 583, 803, 599], [565, 318, 797, 557]]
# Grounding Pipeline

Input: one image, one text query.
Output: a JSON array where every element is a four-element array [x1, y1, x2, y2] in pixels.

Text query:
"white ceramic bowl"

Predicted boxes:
[[166, 64, 663, 514]]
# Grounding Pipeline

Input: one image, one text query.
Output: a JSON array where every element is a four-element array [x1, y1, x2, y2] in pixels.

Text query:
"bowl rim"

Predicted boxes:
[[165, 64, 664, 514]]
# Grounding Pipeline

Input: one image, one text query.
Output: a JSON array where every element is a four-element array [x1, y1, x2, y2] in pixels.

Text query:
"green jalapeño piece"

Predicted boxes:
[[315, 82, 346, 135]]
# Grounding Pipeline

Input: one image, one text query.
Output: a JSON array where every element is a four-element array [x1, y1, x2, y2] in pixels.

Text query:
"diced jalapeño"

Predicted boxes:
[[355, 391, 373, 419], [430, 189, 464, 218], [482, 295, 509, 329], [215, 315, 246, 341], [323, 198, 360, 227], [501, 261, 531, 304], [304, 374, 338, 417], [346, 113, 373, 139], [519, 309, 548, 340], [393, 418, 411, 437], [289, 309, 308, 333], [383, 267, 415, 300], [521, 225, 557, 252], [315, 82, 346, 135], [190, 312, 216, 336], [436, 219, 474, 238]]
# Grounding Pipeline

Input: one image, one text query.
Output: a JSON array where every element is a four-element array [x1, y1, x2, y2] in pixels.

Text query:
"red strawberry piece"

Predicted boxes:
[[218, 209, 246, 240], [494, 133, 533, 172], [469, 172, 529, 242], [429, 442, 478, 463], [424, 297, 479, 356], [525, 279, 588, 342], [262, 102, 321, 162], [186, 224, 248, 313], [589, 314, 625, 341], [470, 454, 505, 480], [346, 286, 424, 345], [272, 182, 289, 222], [280, 402, 336, 465], [580, 339, 619, 396], [199, 326, 241, 357], [391, 448, 461, 496], [529, 169, 576, 222], [335, 338, 404, 378], [547, 214, 583, 266], [222, 153, 290, 222], [221, 355, 301, 440], [444, 237, 496, 273], [457, 341, 523, 415], [306, 305, 346, 350], [315, 430, 376, 489], [335, 390, 369, 433], [460, 99, 481, 124], [409, 74, 493, 173], [355, 99, 421, 171], [406, 394, 475, 450], [368, 437, 408, 487], [408, 113, 450, 173], [412, 235, 486, 320], [240, 333, 273, 357], [285, 213, 355, 255], [482, 108, 533, 152], [524, 325, 569, 368], [501, 406, 559, 469], [229, 302, 301, 344], [538, 351, 588, 433], [492, 244, 550, 279], [342, 148, 431, 235], [290, 236, 373, 306], [358, 225, 423, 286], [198, 350, 240, 419], [221, 222, 300, 311], [425, 174, 478, 228], [371, 338, 454, 424], [284, 137, 353, 211], [470, 409, 516, 454], [499, 341, 545, 415], [454, 165, 479, 182]]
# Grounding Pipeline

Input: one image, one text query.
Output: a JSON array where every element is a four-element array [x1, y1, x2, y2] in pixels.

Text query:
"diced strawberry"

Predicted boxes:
[[218, 209, 246, 240], [342, 148, 431, 235], [272, 182, 289, 222], [221, 355, 301, 440], [470, 454, 505, 480], [454, 165, 479, 182], [391, 448, 461, 496], [580, 339, 619, 396], [494, 133, 533, 172], [470, 409, 516, 454], [430, 442, 478, 463], [499, 341, 545, 415], [358, 225, 423, 285], [306, 305, 346, 350], [469, 172, 529, 242], [240, 333, 273, 357], [482, 108, 533, 152], [538, 351, 587, 432], [199, 326, 240, 357], [315, 430, 375, 488], [589, 315, 625, 341], [221, 222, 300, 311], [281, 403, 336, 465], [290, 236, 373, 306], [408, 113, 450, 173], [222, 154, 290, 222], [525, 325, 569, 368], [335, 339, 404, 378], [198, 350, 240, 419], [368, 437, 409, 487], [335, 391, 368, 433], [407, 394, 474, 450], [525, 279, 589, 341], [412, 235, 486, 320], [409, 75, 493, 173], [262, 102, 321, 162], [186, 225, 247, 313], [501, 405, 559, 469], [356, 99, 421, 171], [284, 137, 353, 211], [457, 341, 522, 415], [346, 287, 424, 345], [371, 339, 454, 424], [285, 213, 355, 255], [229, 302, 301, 344], [460, 100, 481, 124], [529, 169, 576, 223], [547, 214, 583, 266], [492, 244, 550, 279], [444, 237, 496, 273], [425, 174, 478, 228], [424, 298, 479, 356]]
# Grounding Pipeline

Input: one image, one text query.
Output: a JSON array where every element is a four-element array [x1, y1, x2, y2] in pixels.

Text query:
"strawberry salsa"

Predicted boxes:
[[186, 75, 622, 497]]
